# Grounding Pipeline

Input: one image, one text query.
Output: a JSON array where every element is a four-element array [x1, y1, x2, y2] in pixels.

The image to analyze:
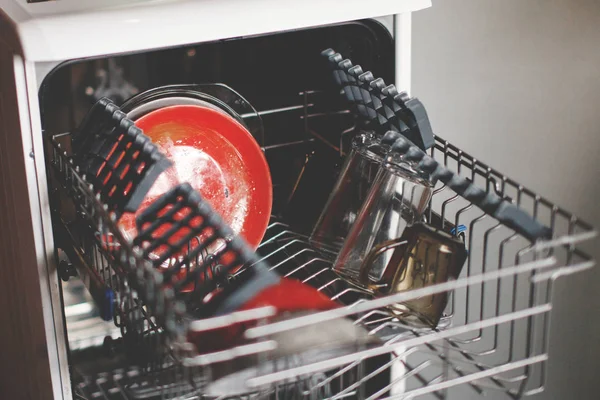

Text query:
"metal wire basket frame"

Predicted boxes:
[[51, 89, 597, 400], [180, 91, 597, 399]]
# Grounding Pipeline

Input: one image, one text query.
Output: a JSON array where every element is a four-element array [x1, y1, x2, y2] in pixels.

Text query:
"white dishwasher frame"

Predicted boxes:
[[0, 1, 428, 397]]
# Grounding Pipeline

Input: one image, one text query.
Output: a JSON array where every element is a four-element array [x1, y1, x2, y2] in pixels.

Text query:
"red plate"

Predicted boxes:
[[119, 105, 272, 253]]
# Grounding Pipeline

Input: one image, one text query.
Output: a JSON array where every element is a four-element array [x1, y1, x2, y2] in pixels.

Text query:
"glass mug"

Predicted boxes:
[[310, 131, 400, 259], [333, 156, 434, 281], [358, 223, 468, 329]]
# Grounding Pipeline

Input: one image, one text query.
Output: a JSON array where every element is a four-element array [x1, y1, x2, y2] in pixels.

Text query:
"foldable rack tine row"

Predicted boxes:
[[321, 48, 434, 151], [322, 49, 551, 242], [71, 97, 172, 219], [133, 182, 275, 309]]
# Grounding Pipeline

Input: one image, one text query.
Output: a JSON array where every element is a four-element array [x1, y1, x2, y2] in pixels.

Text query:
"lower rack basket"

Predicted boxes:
[[48, 129, 596, 399]]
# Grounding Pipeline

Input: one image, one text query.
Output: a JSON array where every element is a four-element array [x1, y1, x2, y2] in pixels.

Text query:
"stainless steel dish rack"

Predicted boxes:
[[47, 84, 597, 400]]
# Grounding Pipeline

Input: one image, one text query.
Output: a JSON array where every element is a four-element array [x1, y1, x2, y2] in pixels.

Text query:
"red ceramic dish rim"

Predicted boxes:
[[134, 104, 273, 250]]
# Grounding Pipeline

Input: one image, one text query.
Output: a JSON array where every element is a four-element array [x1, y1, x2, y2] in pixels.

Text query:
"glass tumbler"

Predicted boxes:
[[333, 156, 434, 281], [310, 132, 392, 259]]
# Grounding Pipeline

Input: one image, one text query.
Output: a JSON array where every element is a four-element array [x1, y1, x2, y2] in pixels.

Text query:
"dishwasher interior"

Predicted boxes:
[[39, 20, 596, 400]]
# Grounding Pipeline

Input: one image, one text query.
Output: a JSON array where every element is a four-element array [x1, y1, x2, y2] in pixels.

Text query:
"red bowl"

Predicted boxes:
[[187, 278, 339, 353], [119, 105, 272, 266]]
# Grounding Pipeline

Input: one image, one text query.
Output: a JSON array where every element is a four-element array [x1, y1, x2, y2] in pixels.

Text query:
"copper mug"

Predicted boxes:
[[358, 223, 467, 329]]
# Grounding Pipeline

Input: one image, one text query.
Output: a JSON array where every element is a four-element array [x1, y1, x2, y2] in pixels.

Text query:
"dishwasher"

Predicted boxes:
[[0, 1, 596, 399]]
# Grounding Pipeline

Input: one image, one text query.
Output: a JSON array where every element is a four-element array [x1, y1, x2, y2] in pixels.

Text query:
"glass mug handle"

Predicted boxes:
[[358, 237, 407, 291]]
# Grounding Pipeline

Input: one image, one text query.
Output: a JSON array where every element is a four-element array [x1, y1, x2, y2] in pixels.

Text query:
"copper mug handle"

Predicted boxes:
[[357, 237, 427, 324], [358, 237, 408, 291]]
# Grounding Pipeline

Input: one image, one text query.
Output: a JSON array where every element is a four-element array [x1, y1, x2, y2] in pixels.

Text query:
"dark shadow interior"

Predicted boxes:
[[40, 20, 394, 233]]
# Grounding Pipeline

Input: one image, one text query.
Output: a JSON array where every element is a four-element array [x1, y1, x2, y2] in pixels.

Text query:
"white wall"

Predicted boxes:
[[412, 1, 600, 399]]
